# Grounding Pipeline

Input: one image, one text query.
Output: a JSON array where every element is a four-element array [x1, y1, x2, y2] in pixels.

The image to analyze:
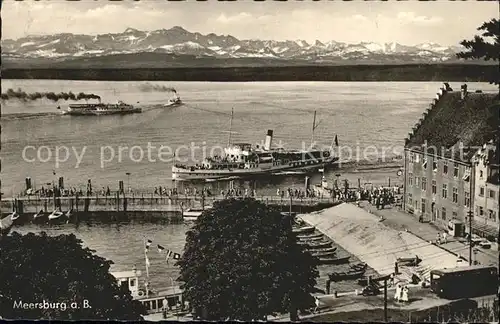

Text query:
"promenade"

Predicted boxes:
[[357, 201, 498, 267]]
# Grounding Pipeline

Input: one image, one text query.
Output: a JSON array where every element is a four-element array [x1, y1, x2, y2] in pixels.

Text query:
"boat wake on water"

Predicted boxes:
[[1, 112, 64, 121]]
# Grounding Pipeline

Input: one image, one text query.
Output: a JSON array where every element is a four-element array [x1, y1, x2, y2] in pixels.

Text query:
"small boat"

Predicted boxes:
[[10, 211, 20, 221], [183, 206, 212, 221], [33, 210, 47, 223], [311, 250, 337, 258], [296, 233, 323, 240], [298, 236, 325, 242], [0, 212, 19, 235], [292, 226, 315, 234], [299, 241, 332, 249], [163, 93, 182, 107], [48, 209, 67, 224], [318, 255, 350, 265], [329, 263, 368, 282], [307, 246, 337, 253]]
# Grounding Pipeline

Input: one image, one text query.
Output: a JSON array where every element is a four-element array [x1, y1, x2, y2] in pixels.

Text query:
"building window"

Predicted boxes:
[[488, 209, 495, 220], [442, 184, 448, 199], [407, 193, 412, 205], [452, 211, 458, 219], [421, 198, 426, 214], [415, 154, 420, 163], [408, 173, 413, 186], [130, 279, 136, 287], [488, 189, 496, 199], [464, 192, 470, 207], [432, 180, 436, 194], [443, 162, 448, 174], [422, 158, 428, 169], [441, 207, 446, 220], [480, 170, 484, 179], [432, 160, 437, 172], [453, 163, 459, 178], [479, 187, 485, 197], [479, 206, 484, 217], [422, 177, 427, 191], [452, 187, 458, 203], [415, 177, 419, 189], [409, 153, 414, 163]]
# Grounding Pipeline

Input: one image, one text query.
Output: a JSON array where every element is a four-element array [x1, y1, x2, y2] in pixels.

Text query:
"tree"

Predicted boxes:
[[457, 18, 500, 84], [177, 198, 319, 321], [0, 232, 146, 320]]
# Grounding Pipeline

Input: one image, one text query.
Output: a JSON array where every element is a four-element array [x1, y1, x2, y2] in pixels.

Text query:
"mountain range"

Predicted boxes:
[[1, 26, 466, 67]]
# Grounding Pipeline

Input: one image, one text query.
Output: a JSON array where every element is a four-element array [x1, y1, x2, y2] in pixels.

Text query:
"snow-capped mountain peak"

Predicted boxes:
[[1, 27, 463, 63]]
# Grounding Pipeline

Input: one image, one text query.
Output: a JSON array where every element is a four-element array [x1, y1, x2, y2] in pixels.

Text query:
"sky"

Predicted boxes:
[[2, 0, 498, 46]]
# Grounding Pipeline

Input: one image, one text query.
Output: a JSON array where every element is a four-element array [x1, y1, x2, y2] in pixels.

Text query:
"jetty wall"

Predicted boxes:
[[1, 195, 337, 223]]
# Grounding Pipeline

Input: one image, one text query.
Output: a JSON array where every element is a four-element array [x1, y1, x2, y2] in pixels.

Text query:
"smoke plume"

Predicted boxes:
[[0, 88, 101, 102], [138, 83, 177, 93]]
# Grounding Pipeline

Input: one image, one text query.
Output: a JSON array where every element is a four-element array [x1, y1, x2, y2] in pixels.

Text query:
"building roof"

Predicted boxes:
[[111, 270, 141, 279], [430, 264, 497, 274], [406, 90, 499, 162]]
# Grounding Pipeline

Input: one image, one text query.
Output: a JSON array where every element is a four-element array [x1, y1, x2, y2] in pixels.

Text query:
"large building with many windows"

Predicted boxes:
[[471, 142, 499, 239], [403, 83, 499, 238]]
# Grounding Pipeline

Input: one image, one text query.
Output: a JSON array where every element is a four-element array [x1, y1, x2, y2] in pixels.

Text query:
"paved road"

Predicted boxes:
[[358, 201, 498, 267]]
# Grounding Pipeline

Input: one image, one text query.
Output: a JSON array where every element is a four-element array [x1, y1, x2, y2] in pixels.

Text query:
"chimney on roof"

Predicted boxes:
[[460, 84, 468, 100], [444, 82, 453, 91]]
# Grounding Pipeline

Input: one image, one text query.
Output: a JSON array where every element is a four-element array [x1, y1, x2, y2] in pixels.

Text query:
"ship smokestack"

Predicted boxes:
[[264, 130, 273, 151]]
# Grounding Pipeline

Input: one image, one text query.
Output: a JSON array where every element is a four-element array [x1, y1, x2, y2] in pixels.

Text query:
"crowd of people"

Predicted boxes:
[[23, 182, 404, 208]]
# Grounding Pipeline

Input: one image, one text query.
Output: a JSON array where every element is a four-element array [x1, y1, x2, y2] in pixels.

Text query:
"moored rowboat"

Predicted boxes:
[[318, 255, 350, 265]]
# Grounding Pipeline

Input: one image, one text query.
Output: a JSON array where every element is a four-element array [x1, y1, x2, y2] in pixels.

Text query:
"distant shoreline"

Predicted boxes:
[[2, 64, 496, 82]]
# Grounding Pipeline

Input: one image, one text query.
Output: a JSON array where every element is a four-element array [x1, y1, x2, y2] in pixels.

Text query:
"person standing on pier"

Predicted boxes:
[[394, 283, 401, 302]]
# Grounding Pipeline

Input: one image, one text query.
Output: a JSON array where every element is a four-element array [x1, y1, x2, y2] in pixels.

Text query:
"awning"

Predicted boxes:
[[471, 220, 499, 238]]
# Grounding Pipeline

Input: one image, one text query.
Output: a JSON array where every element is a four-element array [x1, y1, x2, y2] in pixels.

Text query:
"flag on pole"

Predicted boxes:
[[335, 135, 339, 147], [157, 244, 165, 253]]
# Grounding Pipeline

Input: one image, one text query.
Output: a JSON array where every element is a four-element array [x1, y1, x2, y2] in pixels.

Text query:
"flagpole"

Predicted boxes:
[[143, 237, 150, 297]]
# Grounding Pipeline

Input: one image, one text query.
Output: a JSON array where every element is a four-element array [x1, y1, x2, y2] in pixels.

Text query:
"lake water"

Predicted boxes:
[[2, 80, 496, 290], [3, 80, 496, 196]]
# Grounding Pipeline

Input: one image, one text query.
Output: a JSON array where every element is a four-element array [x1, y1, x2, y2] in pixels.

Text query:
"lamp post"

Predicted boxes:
[[468, 210, 473, 266]]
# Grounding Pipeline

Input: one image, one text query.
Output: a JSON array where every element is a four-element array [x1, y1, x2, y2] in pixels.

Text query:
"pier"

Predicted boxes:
[[1, 193, 338, 223]]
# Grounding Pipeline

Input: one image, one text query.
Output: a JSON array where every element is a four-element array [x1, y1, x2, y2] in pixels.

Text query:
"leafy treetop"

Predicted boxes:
[[0, 232, 146, 320], [177, 198, 319, 321], [457, 18, 499, 84]]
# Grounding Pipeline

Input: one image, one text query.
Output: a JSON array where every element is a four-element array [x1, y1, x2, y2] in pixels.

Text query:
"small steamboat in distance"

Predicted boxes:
[[62, 99, 141, 116], [164, 92, 182, 107], [172, 109, 339, 181]]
